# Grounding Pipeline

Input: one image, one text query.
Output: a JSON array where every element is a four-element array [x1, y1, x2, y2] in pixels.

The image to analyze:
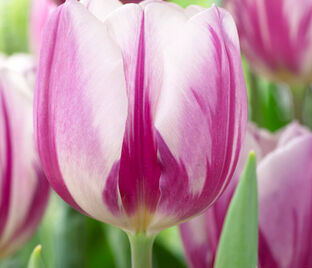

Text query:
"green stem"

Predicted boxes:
[[127, 233, 155, 268], [249, 70, 262, 126], [291, 85, 307, 123]]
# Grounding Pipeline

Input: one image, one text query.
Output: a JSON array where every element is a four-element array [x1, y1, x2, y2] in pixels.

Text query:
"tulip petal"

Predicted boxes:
[[35, 0, 130, 225], [258, 135, 312, 268], [153, 6, 247, 223], [0, 67, 49, 257], [276, 121, 310, 147], [82, 0, 122, 22], [180, 213, 215, 268], [0, 87, 13, 241], [101, 2, 162, 218]]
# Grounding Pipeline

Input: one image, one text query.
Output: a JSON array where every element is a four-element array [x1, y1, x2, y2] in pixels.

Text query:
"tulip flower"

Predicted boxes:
[[225, 0, 312, 87], [0, 54, 50, 258], [34, 0, 247, 266], [180, 122, 312, 268]]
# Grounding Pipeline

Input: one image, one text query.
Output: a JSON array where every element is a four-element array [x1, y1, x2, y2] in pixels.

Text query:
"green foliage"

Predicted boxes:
[[168, 0, 222, 8], [0, 194, 188, 268], [0, 0, 30, 54], [27, 246, 45, 268], [303, 87, 312, 128], [214, 152, 258, 268], [245, 65, 292, 132]]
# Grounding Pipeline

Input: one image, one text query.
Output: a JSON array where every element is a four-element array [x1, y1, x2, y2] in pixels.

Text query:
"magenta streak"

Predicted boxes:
[[118, 13, 161, 215], [103, 162, 120, 215], [0, 90, 13, 238], [193, 21, 241, 217], [53, 0, 65, 5], [258, 229, 279, 267], [156, 21, 241, 220], [35, 7, 86, 215], [199, 21, 240, 205]]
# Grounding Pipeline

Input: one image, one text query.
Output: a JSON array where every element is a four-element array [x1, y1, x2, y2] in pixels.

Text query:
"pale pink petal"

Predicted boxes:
[[258, 134, 312, 268], [82, 0, 122, 21], [247, 123, 279, 157], [153, 6, 247, 225], [277, 121, 310, 147], [34, 0, 130, 226], [180, 213, 215, 268], [0, 59, 49, 257]]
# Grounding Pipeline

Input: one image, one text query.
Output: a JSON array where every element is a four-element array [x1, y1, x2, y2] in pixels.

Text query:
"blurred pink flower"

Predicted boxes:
[[180, 122, 312, 268], [225, 0, 312, 85], [0, 54, 49, 258], [34, 0, 247, 234]]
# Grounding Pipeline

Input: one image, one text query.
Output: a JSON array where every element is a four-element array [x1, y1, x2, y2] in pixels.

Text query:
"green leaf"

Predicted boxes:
[[303, 86, 312, 129], [214, 152, 258, 268], [27, 245, 45, 268], [168, 0, 222, 8], [0, 0, 30, 54]]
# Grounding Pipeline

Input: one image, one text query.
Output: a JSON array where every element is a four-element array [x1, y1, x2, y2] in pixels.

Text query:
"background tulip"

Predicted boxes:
[[225, 0, 312, 87], [180, 122, 312, 268], [0, 54, 50, 259]]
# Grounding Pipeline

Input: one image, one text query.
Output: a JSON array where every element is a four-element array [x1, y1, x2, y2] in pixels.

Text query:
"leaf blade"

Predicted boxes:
[[214, 152, 258, 268]]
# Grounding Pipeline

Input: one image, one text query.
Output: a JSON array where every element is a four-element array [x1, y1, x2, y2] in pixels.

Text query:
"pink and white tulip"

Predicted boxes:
[[0, 54, 50, 258], [34, 0, 247, 234], [225, 0, 312, 85], [180, 122, 312, 268]]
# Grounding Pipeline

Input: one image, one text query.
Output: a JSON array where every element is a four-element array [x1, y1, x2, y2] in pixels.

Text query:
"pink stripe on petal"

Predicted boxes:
[[155, 6, 247, 220], [103, 163, 121, 215], [36, 0, 130, 223], [0, 90, 13, 239], [1, 166, 50, 255], [117, 12, 161, 215], [34, 6, 87, 215]]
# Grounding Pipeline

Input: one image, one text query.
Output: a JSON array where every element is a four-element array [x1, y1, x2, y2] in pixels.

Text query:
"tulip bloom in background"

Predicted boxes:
[[225, 0, 312, 87], [34, 0, 247, 266], [0, 54, 50, 259], [225, 0, 312, 125], [180, 122, 312, 268]]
